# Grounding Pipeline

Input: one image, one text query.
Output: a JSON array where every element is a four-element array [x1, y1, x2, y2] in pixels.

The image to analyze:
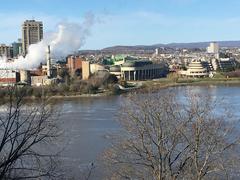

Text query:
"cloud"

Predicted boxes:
[[0, 14, 95, 69]]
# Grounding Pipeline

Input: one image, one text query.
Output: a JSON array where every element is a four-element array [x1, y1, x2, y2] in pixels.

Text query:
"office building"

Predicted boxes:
[[12, 39, 22, 57], [0, 44, 12, 58], [22, 20, 43, 55], [207, 42, 219, 54]]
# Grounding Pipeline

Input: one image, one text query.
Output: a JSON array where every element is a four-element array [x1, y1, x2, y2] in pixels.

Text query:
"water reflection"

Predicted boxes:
[[43, 86, 240, 178]]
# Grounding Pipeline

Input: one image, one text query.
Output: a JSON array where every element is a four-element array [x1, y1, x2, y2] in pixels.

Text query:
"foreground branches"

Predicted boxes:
[[103, 90, 240, 180], [0, 87, 60, 179]]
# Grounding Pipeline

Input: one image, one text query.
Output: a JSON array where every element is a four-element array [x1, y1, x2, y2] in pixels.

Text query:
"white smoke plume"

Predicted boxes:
[[0, 13, 95, 70]]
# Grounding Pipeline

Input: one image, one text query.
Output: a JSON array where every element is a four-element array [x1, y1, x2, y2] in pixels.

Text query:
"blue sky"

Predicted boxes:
[[1, 0, 240, 49]]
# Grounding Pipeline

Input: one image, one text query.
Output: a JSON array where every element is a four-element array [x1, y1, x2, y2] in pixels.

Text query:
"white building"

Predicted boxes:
[[207, 42, 219, 54], [179, 60, 209, 78], [120, 60, 168, 81]]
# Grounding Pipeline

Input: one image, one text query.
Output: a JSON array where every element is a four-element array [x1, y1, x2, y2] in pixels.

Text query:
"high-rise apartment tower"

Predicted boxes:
[[22, 20, 43, 55]]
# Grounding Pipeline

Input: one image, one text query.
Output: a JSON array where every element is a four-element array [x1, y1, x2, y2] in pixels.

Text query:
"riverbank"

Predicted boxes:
[[1, 78, 240, 102], [48, 91, 112, 100], [50, 78, 240, 99], [141, 77, 240, 91]]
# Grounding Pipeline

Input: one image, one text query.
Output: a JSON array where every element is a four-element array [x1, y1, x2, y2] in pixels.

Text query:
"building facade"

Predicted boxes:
[[67, 56, 84, 76], [22, 20, 43, 55], [0, 44, 12, 58], [120, 60, 168, 81], [82, 61, 90, 80], [207, 42, 219, 54], [217, 58, 236, 71], [179, 60, 209, 78], [0, 69, 20, 86], [12, 39, 22, 58]]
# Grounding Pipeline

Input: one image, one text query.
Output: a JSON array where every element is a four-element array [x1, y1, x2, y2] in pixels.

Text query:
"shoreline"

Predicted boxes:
[[138, 78, 240, 92], [47, 79, 240, 100], [48, 92, 112, 100], [1, 79, 240, 101]]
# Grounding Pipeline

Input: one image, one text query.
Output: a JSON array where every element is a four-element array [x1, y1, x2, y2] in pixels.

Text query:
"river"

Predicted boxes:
[[54, 85, 240, 179]]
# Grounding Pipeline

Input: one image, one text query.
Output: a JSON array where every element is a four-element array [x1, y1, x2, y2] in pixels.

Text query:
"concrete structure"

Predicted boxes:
[[22, 20, 43, 55], [0, 69, 20, 86], [121, 60, 168, 81], [109, 65, 121, 79], [0, 44, 12, 58], [82, 61, 90, 80], [179, 60, 209, 77]]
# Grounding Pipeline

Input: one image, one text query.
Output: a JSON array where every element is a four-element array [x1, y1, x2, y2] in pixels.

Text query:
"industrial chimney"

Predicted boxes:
[[46, 45, 52, 78]]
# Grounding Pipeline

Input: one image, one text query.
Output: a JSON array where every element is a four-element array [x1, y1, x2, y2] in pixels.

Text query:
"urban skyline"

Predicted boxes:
[[1, 0, 240, 49]]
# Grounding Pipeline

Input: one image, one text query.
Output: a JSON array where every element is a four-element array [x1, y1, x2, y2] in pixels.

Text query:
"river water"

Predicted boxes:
[[54, 85, 240, 179]]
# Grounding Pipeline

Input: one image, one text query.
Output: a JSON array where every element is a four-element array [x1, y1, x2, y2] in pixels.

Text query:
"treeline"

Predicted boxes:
[[0, 72, 119, 99]]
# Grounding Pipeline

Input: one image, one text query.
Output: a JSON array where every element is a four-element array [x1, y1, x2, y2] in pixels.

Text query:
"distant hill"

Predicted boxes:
[[101, 41, 240, 51]]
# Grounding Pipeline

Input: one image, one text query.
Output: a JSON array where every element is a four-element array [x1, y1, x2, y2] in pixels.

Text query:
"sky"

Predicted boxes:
[[1, 0, 240, 49]]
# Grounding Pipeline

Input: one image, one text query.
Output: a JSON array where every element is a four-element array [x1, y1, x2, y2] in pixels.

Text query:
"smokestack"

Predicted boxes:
[[46, 45, 52, 78]]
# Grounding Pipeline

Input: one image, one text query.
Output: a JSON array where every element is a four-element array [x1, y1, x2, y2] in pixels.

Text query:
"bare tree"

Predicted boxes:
[[103, 90, 240, 180], [0, 86, 61, 179]]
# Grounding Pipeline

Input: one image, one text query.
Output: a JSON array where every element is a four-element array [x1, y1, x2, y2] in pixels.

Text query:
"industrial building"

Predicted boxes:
[[19, 70, 31, 84], [0, 70, 20, 86], [30, 45, 57, 86], [67, 55, 84, 76], [0, 69, 31, 86], [22, 20, 43, 55]]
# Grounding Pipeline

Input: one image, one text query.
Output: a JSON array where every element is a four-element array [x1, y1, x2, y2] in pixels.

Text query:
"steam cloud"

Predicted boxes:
[[0, 14, 94, 70]]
